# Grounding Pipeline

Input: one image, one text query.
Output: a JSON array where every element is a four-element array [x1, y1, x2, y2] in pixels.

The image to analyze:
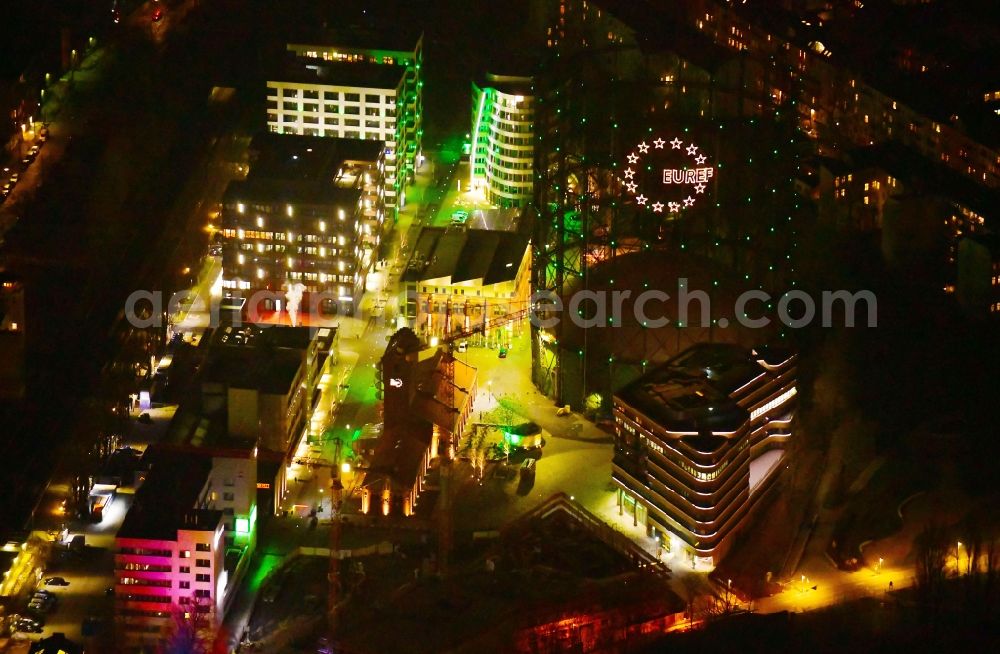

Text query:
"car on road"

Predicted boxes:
[[456, 341, 468, 353], [450, 210, 469, 225], [498, 347, 508, 358], [14, 616, 43, 633], [44, 576, 69, 586], [30, 591, 57, 607], [9, 172, 19, 184], [152, 6, 163, 21]]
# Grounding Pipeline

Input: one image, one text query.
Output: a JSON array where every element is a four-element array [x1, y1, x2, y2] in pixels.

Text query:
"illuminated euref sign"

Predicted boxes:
[[622, 135, 716, 214]]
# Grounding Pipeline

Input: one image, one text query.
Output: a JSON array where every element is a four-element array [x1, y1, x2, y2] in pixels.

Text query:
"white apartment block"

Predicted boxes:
[[268, 33, 423, 219]]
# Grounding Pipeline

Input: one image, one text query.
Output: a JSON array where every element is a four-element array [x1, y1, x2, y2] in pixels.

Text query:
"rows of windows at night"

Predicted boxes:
[[611, 348, 797, 563]]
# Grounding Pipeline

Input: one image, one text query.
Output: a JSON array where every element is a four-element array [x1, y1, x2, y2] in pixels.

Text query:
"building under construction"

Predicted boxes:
[[333, 493, 685, 654]]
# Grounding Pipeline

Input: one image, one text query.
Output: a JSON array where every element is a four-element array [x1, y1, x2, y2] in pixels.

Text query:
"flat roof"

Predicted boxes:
[[117, 449, 221, 541], [212, 323, 335, 351], [478, 72, 534, 96], [285, 3, 423, 53], [223, 177, 361, 207], [402, 227, 529, 285], [248, 133, 382, 183], [272, 56, 408, 91], [616, 344, 769, 433], [201, 346, 302, 395]]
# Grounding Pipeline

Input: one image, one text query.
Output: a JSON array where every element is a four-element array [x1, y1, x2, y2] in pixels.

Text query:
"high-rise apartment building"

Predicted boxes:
[[470, 73, 535, 208], [267, 30, 423, 218], [220, 133, 384, 314]]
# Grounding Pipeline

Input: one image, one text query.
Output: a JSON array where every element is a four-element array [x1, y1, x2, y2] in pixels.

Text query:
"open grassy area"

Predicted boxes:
[[829, 455, 932, 566]]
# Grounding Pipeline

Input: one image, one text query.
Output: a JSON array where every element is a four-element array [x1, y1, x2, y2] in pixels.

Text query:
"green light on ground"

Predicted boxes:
[[246, 554, 282, 594], [236, 504, 257, 535]]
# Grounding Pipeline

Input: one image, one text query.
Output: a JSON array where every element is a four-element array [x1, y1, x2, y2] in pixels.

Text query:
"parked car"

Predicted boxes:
[[44, 576, 69, 586], [9, 172, 19, 184], [14, 617, 43, 633], [456, 341, 468, 353]]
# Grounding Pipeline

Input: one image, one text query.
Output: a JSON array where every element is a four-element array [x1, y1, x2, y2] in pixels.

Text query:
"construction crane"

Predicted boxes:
[[431, 302, 530, 575], [292, 436, 345, 642]]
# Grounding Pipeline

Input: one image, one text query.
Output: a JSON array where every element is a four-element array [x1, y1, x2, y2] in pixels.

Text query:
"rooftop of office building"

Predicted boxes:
[[211, 322, 337, 353], [401, 227, 529, 286], [273, 55, 409, 90], [224, 134, 378, 207], [616, 343, 794, 434], [285, 2, 424, 55], [477, 71, 534, 97], [117, 449, 221, 541], [248, 133, 383, 184]]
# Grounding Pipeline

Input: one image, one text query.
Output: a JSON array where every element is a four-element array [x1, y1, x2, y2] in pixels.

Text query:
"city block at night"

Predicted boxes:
[[1, 1, 999, 652]]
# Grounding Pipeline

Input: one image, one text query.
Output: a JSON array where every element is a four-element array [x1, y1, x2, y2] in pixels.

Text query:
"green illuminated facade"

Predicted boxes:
[[470, 73, 535, 208]]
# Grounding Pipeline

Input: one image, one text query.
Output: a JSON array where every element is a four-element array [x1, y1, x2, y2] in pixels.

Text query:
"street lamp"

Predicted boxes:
[[877, 557, 884, 573], [957, 541, 963, 574]]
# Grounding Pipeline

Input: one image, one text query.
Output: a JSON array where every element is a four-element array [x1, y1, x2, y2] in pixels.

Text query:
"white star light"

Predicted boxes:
[[653, 138, 665, 149], [695, 154, 707, 165], [668, 202, 680, 213], [638, 141, 650, 154], [683, 196, 696, 207], [670, 137, 683, 149], [636, 194, 648, 206], [652, 202, 664, 212], [627, 153, 639, 164], [694, 182, 706, 193], [624, 168, 635, 180], [686, 143, 699, 156], [626, 181, 638, 193]]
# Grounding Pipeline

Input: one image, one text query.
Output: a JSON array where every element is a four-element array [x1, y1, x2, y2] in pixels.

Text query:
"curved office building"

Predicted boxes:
[[470, 73, 534, 208], [612, 343, 797, 569]]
